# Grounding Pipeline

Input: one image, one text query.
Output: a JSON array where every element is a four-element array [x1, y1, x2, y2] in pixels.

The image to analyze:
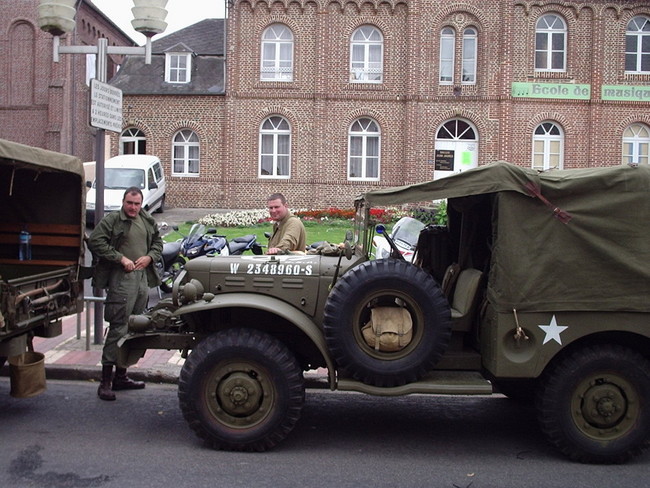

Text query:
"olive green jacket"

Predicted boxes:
[[88, 209, 163, 289]]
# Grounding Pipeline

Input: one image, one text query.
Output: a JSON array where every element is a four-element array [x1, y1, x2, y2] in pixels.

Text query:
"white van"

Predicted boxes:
[[86, 155, 166, 225]]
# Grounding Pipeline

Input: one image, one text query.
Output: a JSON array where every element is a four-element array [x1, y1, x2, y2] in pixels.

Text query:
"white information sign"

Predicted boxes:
[[89, 79, 123, 132]]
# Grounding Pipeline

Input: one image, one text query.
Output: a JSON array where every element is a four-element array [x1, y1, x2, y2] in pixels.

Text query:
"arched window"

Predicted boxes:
[[535, 14, 566, 71], [10, 22, 35, 105], [462, 27, 477, 84], [532, 122, 564, 171], [172, 129, 200, 176], [261, 24, 294, 81], [350, 26, 383, 83], [625, 16, 650, 73], [348, 118, 380, 180], [437, 119, 477, 140], [622, 123, 650, 165], [439, 27, 455, 84], [120, 128, 146, 155], [259, 116, 291, 178]]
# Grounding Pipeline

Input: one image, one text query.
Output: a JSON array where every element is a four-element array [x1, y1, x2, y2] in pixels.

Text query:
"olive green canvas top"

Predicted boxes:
[[0, 138, 85, 228], [363, 161, 650, 313]]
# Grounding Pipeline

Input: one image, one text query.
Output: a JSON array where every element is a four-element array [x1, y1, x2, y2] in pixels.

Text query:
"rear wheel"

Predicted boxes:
[[536, 344, 650, 463], [178, 328, 305, 452]]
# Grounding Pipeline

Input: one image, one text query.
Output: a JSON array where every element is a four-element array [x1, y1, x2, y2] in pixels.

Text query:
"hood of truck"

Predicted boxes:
[[182, 253, 355, 317]]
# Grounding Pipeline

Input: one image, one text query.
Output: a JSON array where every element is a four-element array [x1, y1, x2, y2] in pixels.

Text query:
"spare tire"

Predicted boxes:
[[323, 259, 452, 387]]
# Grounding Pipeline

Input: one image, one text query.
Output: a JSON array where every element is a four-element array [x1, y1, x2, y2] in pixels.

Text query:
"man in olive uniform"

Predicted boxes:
[[266, 193, 306, 254], [88, 187, 163, 401]]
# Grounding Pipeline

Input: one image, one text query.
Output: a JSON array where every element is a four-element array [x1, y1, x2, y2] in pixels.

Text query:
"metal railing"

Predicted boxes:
[[76, 296, 105, 351]]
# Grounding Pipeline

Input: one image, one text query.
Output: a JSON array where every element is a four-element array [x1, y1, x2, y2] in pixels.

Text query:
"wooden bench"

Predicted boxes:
[[0, 222, 81, 266]]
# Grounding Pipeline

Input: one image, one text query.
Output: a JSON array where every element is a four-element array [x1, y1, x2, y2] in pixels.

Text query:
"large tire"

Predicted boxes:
[[536, 344, 650, 464], [178, 328, 305, 452], [159, 257, 185, 293], [323, 259, 451, 387]]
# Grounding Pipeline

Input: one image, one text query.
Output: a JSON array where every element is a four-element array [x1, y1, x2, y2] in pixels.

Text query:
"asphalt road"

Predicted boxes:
[[1, 379, 647, 488]]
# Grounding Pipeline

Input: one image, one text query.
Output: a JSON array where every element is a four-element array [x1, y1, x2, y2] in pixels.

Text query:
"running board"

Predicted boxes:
[[336, 371, 493, 396]]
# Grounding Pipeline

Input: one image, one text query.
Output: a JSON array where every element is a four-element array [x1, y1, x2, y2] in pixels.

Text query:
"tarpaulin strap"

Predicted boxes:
[[524, 182, 572, 224]]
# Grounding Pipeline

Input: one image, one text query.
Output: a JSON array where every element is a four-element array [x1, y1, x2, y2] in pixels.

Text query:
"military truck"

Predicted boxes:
[[122, 161, 650, 463], [0, 139, 86, 384]]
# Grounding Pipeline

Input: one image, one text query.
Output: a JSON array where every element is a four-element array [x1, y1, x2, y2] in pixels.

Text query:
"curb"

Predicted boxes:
[[1, 365, 330, 390]]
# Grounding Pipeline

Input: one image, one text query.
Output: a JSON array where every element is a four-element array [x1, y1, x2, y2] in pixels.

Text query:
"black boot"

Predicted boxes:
[[97, 365, 116, 401], [112, 367, 145, 391]]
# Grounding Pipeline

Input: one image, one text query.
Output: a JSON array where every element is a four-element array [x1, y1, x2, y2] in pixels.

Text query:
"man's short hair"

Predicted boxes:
[[267, 193, 286, 204], [123, 186, 144, 201]]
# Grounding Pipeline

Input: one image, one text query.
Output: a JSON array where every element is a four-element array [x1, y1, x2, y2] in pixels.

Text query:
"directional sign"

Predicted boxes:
[[89, 79, 123, 132]]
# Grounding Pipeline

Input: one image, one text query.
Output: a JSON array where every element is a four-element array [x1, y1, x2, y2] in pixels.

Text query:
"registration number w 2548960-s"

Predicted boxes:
[[229, 262, 314, 276]]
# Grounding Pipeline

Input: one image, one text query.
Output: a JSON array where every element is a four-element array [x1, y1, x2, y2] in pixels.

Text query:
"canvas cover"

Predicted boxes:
[[362, 161, 650, 313], [0, 138, 85, 228]]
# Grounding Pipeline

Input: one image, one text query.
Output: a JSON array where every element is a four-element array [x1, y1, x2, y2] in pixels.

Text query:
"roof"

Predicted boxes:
[[109, 19, 225, 95], [152, 19, 224, 56]]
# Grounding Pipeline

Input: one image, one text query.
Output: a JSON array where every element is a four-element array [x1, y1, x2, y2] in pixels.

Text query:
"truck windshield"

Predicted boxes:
[[96, 169, 146, 190]]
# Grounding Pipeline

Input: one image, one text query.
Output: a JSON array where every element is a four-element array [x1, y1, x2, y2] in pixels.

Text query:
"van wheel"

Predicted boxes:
[[156, 195, 165, 213], [178, 328, 305, 452], [323, 259, 451, 387], [536, 344, 650, 463]]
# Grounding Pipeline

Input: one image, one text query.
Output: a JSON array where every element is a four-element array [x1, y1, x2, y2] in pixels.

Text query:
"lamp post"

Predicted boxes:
[[38, 0, 168, 344]]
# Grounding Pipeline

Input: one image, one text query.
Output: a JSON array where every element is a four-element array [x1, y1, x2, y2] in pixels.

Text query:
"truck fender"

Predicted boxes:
[[172, 293, 336, 388]]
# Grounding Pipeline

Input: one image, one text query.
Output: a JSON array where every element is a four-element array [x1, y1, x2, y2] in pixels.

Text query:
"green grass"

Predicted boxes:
[[164, 219, 353, 247]]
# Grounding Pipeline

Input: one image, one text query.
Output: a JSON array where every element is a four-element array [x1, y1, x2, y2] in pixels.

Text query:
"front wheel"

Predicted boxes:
[[536, 344, 650, 464], [178, 328, 305, 452]]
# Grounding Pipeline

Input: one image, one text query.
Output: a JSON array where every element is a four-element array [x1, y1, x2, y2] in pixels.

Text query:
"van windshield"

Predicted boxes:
[[95, 168, 146, 190]]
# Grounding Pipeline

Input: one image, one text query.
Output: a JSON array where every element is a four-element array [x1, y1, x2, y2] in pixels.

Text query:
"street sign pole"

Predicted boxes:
[[93, 38, 108, 345]]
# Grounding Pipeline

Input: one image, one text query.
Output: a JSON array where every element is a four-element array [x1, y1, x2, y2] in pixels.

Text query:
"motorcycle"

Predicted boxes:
[[372, 216, 425, 262], [181, 223, 227, 259], [156, 239, 185, 293], [157, 224, 263, 293], [225, 234, 263, 255], [156, 224, 224, 293]]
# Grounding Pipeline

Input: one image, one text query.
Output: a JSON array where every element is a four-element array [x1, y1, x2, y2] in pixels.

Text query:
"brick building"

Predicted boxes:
[[0, 0, 134, 160], [112, 0, 650, 210], [6, 1, 650, 210]]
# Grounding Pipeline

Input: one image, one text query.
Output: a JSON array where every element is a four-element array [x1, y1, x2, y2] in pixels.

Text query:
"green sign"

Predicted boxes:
[[602, 85, 650, 102], [512, 82, 591, 100]]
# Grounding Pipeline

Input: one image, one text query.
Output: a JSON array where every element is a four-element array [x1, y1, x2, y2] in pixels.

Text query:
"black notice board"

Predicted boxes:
[[434, 149, 454, 171]]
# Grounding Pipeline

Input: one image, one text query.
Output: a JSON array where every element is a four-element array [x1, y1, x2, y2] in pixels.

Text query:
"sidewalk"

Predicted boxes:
[[30, 306, 184, 384]]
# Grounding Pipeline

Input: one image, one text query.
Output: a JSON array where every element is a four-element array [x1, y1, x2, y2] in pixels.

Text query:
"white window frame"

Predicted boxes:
[[172, 129, 200, 176], [260, 24, 294, 82], [350, 26, 383, 83], [535, 14, 567, 72], [165, 52, 192, 84], [259, 116, 291, 178], [348, 118, 381, 181], [625, 16, 650, 74], [622, 123, 650, 165], [462, 27, 477, 84], [532, 122, 564, 171], [120, 128, 146, 155], [439, 27, 455, 84]]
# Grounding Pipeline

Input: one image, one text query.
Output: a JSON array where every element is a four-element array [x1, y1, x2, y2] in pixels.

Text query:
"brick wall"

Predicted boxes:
[[0, 0, 133, 161]]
